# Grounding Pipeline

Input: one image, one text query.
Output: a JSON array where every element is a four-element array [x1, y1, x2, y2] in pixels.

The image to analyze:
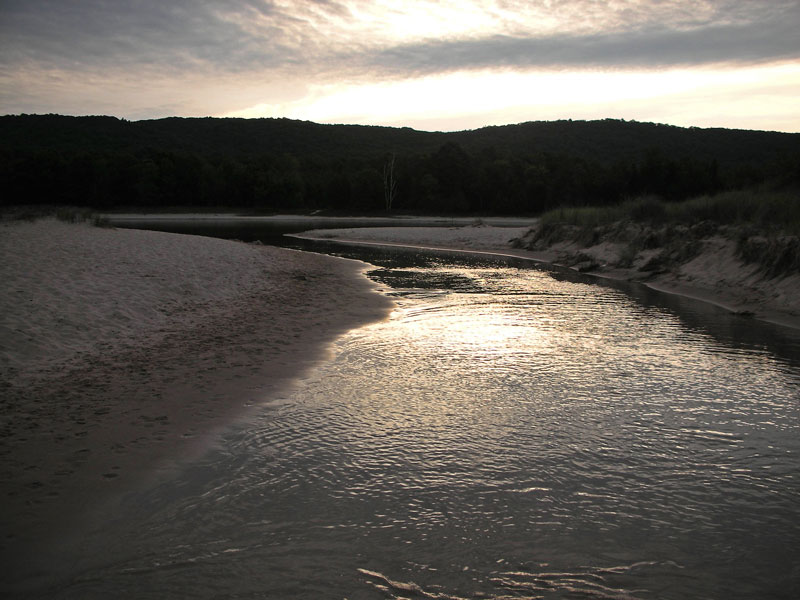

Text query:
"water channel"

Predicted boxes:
[[50, 219, 800, 598]]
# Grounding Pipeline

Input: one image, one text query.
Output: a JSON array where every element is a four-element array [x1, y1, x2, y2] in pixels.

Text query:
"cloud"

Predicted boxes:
[[2, 0, 797, 78], [367, 16, 800, 76], [1, 0, 798, 126], [0, 1, 288, 74]]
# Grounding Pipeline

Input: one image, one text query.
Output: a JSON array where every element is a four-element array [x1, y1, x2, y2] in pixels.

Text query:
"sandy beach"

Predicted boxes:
[[297, 224, 800, 329], [0, 219, 393, 582]]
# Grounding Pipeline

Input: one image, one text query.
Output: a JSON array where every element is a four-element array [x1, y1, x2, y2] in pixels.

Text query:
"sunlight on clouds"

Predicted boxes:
[[318, 1, 732, 42], [216, 0, 505, 47], [247, 0, 702, 49], [317, 0, 559, 42], [351, 0, 492, 40], [223, 62, 800, 133]]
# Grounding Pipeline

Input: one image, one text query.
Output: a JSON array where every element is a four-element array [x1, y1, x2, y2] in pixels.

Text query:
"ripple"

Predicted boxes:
[[47, 255, 800, 599]]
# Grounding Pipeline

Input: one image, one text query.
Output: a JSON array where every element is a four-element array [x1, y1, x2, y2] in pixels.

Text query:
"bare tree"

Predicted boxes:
[[383, 153, 397, 212]]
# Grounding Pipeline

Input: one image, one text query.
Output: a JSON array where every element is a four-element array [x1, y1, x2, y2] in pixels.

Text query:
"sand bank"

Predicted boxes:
[[296, 224, 535, 255], [0, 219, 392, 576], [297, 224, 800, 330]]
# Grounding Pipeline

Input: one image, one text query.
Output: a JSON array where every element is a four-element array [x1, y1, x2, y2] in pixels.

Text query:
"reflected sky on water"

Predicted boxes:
[[38, 218, 796, 599], [35, 235, 800, 600]]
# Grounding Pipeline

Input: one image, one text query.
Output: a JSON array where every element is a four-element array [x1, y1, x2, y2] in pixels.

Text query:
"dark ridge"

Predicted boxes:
[[1, 114, 797, 214], [2, 114, 797, 165]]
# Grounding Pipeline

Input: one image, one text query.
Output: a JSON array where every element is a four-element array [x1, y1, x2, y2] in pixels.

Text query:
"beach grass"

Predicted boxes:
[[541, 189, 800, 234], [537, 189, 800, 276]]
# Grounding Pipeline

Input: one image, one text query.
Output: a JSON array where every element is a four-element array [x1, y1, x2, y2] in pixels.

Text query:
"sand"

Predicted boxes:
[[0, 219, 393, 578], [297, 224, 535, 255], [296, 224, 800, 330]]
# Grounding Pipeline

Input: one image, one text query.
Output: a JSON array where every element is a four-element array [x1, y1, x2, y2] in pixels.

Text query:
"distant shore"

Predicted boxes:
[[0, 219, 393, 584], [296, 223, 800, 330]]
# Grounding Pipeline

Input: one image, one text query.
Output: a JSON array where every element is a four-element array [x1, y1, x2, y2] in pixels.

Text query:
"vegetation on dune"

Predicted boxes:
[[532, 190, 800, 277], [541, 190, 800, 234]]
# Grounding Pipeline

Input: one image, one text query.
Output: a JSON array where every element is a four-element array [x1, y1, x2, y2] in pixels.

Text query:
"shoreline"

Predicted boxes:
[[294, 225, 800, 331], [0, 220, 393, 587]]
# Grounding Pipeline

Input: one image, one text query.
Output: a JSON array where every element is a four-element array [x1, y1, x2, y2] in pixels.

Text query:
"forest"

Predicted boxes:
[[1, 114, 798, 214]]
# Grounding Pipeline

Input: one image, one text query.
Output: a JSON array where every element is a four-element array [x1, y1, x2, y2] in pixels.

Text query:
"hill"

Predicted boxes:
[[2, 114, 797, 165], [1, 115, 798, 213]]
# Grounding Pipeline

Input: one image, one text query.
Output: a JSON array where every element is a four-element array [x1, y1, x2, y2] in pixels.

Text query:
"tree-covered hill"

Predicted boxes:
[[0, 114, 447, 159], [1, 114, 798, 214], [2, 114, 797, 165], [453, 119, 799, 167]]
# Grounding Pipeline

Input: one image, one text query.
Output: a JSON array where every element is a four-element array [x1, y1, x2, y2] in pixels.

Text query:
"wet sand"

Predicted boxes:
[[0, 219, 393, 586]]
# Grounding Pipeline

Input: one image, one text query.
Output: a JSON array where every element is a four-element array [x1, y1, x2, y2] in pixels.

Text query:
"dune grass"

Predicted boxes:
[[537, 189, 800, 276], [541, 190, 800, 234]]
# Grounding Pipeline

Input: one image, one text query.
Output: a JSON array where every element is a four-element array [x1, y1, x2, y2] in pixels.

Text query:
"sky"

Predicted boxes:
[[1, 0, 799, 132]]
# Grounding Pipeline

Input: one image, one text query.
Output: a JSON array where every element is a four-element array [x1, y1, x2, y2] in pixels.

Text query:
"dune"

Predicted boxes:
[[0, 218, 393, 571]]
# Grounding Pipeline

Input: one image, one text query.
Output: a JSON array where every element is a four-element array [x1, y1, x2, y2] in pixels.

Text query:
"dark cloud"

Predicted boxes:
[[0, 0, 798, 79], [0, 0, 312, 73], [368, 14, 800, 76]]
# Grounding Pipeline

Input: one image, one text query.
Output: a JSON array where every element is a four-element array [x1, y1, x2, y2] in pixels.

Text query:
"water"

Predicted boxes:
[[33, 244, 800, 599]]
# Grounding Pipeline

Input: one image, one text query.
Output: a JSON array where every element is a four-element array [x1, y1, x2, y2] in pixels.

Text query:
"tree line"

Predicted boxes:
[[1, 115, 798, 214]]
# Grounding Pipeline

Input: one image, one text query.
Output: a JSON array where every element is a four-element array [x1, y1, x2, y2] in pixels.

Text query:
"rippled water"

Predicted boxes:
[[43, 249, 800, 599]]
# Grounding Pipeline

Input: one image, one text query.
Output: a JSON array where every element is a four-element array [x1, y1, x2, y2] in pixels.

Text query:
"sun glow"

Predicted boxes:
[[223, 62, 800, 132], [294, 1, 725, 43]]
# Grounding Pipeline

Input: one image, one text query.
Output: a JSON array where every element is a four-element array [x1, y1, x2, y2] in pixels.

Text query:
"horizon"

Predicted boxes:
[[3, 113, 798, 137], [1, 2, 798, 134]]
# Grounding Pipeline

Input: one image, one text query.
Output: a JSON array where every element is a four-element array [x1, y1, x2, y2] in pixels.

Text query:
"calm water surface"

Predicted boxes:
[[48, 244, 800, 599]]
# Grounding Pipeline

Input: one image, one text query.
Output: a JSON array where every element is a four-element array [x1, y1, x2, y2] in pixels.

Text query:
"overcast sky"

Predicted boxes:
[[1, 0, 798, 131]]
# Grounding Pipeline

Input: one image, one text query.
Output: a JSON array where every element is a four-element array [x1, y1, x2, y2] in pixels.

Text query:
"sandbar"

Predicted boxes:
[[0, 219, 392, 585]]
